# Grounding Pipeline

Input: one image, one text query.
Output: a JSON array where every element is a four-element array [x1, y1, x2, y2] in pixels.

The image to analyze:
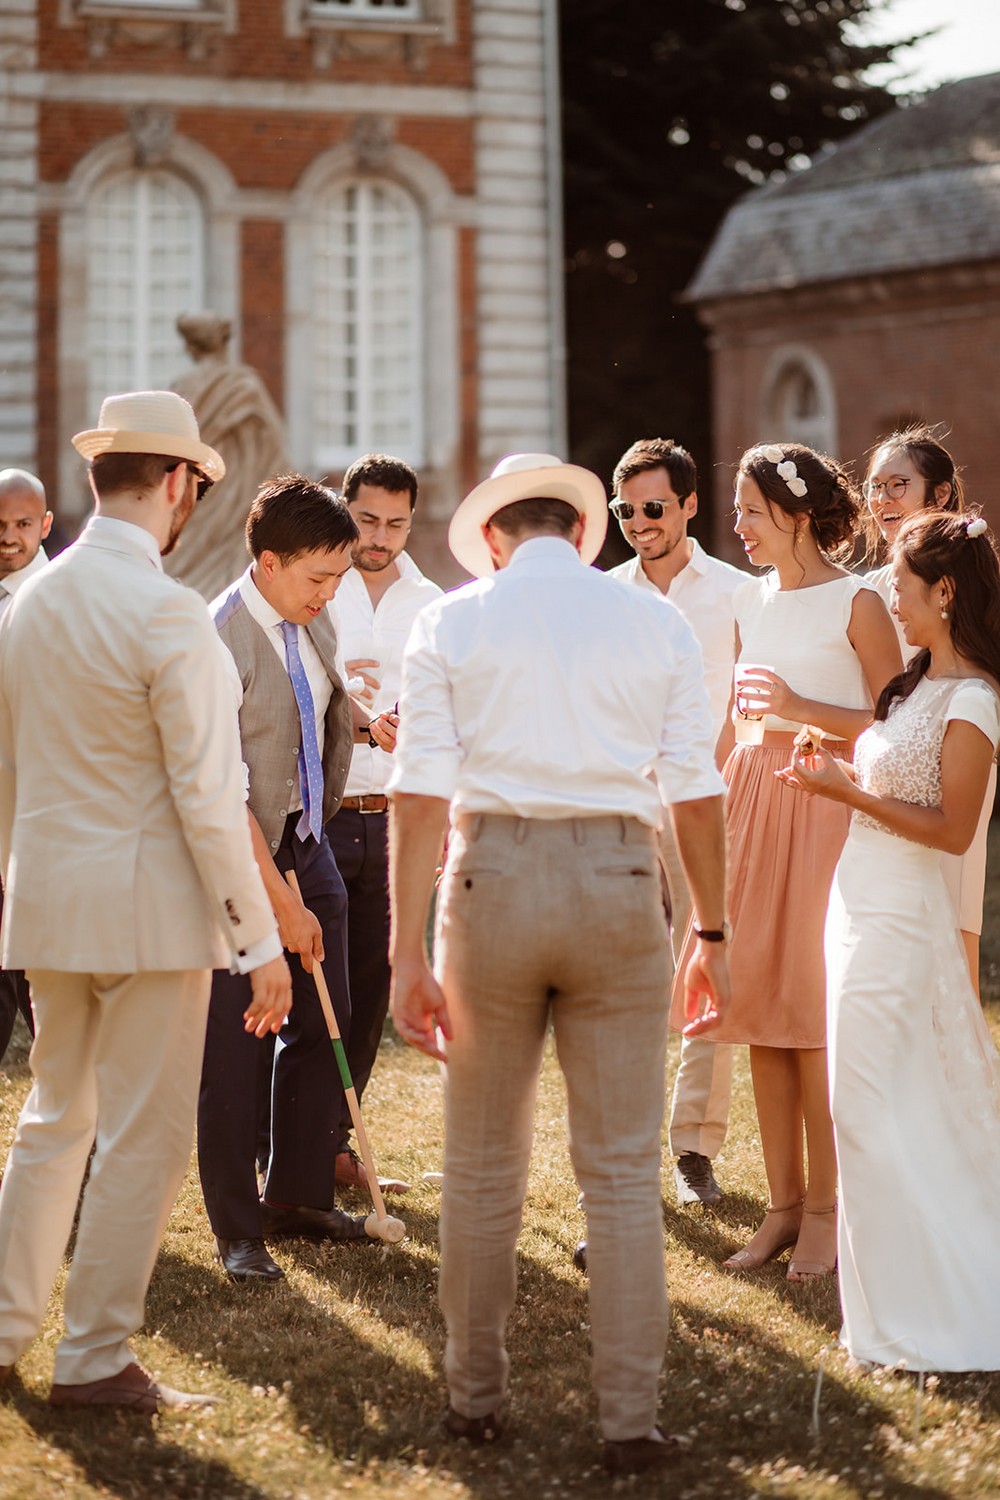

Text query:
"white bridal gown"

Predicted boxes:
[[826, 673, 1000, 1370]]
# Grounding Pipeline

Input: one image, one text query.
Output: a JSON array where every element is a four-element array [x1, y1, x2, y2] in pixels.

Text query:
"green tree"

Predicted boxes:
[[560, 0, 914, 557]]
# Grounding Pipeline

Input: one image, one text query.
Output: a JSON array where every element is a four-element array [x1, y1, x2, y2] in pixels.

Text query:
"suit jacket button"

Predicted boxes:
[[286, 779, 294, 787]]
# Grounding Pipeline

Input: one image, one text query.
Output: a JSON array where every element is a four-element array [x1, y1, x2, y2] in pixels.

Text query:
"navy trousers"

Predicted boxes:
[[197, 820, 350, 1241], [0, 886, 34, 1064], [326, 806, 392, 1142]]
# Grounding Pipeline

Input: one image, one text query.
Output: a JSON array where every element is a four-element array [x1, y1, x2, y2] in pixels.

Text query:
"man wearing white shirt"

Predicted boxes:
[[388, 454, 729, 1475], [608, 438, 746, 1209], [328, 454, 441, 1191], [0, 469, 53, 1062]]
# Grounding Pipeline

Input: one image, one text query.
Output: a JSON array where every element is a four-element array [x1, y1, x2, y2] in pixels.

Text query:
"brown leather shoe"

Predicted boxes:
[[442, 1405, 503, 1443], [335, 1147, 410, 1195], [603, 1426, 690, 1475], [49, 1361, 218, 1413], [260, 1201, 373, 1243]]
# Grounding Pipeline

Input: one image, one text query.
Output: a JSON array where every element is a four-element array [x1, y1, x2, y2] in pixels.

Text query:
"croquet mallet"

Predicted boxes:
[[285, 870, 405, 1245]]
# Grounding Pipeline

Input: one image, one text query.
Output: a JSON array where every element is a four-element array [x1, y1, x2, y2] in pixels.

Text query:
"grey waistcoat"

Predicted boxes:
[[215, 588, 353, 852]]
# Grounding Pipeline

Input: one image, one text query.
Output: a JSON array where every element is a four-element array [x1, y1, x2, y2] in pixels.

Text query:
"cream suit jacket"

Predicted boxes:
[[0, 522, 276, 972]]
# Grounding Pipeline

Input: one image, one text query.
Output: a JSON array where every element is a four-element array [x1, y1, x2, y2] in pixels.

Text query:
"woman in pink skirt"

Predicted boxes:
[[673, 443, 900, 1280]]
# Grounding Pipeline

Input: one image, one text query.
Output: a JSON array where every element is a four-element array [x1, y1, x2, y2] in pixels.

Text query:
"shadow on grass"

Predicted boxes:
[[663, 1299, 961, 1500], [664, 1195, 842, 1332], [5, 1371, 269, 1500], [140, 1230, 960, 1499]]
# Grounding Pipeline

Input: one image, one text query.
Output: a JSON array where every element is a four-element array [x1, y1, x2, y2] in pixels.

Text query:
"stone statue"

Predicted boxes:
[[166, 312, 288, 599]]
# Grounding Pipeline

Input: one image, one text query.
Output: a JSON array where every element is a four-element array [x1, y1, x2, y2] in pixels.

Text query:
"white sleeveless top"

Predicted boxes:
[[735, 571, 875, 733]]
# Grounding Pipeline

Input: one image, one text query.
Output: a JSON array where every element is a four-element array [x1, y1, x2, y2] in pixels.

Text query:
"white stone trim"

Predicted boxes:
[[472, 0, 564, 466], [285, 138, 465, 515], [20, 69, 472, 119], [759, 343, 839, 458], [53, 132, 240, 514], [0, 1, 39, 471]]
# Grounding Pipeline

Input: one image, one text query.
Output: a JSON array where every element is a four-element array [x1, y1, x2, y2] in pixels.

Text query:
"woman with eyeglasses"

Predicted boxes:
[[862, 426, 992, 996], [778, 509, 1000, 1370], [672, 442, 901, 1282], [863, 424, 964, 621]]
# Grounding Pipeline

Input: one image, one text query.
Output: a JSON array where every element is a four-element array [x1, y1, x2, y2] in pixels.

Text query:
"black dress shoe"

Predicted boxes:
[[443, 1405, 503, 1443], [572, 1240, 588, 1273], [603, 1426, 689, 1475], [260, 1202, 371, 1243], [216, 1237, 285, 1283]]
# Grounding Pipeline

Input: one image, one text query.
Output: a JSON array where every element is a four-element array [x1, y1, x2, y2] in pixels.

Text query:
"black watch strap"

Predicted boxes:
[[694, 925, 729, 943]]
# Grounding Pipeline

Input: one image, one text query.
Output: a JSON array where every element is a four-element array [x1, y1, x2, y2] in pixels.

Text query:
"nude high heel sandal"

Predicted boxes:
[[787, 1202, 838, 1282], [723, 1198, 803, 1272]]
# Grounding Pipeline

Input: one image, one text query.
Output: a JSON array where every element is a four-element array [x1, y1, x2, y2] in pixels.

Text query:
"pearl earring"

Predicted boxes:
[[940, 604, 949, 619]]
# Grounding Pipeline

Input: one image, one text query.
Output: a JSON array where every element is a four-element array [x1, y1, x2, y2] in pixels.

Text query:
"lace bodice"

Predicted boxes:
[[854, 675, 1000, 836]]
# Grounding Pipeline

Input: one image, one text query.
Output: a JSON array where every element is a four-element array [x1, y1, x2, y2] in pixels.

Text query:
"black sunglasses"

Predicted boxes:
[[610, 497, 684, 522], [166, 460, 214, 503]]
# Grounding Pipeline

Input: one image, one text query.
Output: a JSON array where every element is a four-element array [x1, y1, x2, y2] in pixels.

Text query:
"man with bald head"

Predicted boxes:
[[0, 470, 52, 616], [0, 469, 52, 1061]]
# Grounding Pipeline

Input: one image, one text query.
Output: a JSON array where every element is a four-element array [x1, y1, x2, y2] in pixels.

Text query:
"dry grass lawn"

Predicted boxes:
[[2, 827, 1000, 1498]]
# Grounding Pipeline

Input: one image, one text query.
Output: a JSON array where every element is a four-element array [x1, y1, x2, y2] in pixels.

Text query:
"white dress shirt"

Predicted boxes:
[[212, 567, 334, 816], [608, 540, 747, 742], [330, 551, 442, 797], [0, 547, 50, 619], [389, 536, 724, 824]]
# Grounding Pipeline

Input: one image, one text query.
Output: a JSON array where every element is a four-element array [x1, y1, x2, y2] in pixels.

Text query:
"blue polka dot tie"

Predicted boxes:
[[279, 620, 324, 842]]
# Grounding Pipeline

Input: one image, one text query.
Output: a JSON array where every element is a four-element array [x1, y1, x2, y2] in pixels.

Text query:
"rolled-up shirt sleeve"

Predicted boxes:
[[387, 606, 464, 801], [654, 614, 726, 805]]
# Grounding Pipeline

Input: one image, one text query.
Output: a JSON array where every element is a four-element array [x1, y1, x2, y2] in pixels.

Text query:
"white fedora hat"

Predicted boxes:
[[72, 390, 226, 483], [448, 452, 608, 577]]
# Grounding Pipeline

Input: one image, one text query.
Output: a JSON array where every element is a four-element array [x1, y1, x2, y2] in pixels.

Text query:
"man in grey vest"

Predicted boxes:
[[199, 474, 395, 1283]]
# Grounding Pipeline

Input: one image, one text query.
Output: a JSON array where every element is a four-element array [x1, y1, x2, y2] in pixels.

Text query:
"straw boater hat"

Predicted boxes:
[[72, 390, 226, 483], [448, 452, 608, 577]]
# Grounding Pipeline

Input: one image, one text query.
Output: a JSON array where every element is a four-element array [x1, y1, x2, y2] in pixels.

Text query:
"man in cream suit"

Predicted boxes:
[[0, 391, 291, 1412]]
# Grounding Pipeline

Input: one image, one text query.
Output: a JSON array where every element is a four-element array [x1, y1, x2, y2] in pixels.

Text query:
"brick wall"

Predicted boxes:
[[702, 269, 1000, 566]]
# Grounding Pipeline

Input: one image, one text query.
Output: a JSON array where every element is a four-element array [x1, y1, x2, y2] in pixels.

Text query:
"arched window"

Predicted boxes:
[[86, 169, 204, 414], [761, 348, 837, 456], [312, 179, 423, 469]]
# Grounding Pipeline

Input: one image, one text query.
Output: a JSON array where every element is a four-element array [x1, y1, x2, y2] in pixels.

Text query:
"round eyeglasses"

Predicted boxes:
[[863, 476, 913, 503]]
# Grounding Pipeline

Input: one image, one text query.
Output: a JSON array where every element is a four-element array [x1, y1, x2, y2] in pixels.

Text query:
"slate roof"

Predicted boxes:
[[686, 72, 1000, 302]]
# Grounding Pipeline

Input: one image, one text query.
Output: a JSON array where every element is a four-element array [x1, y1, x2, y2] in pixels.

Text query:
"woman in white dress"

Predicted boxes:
[[781, 509, 1000, 1369], [862, 426, 993, 996]]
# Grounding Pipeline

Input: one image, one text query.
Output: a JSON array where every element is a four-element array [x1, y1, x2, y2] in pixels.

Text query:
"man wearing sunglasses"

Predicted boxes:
[[608, 438, 746, 1209]]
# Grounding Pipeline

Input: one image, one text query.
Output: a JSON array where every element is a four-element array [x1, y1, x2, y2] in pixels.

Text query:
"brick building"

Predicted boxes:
[[686, 72, 1000, 565], [0, 0, 565, 580]]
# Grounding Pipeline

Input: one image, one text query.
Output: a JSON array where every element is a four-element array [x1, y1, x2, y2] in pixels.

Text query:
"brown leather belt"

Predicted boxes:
[[340, 794, 389, 814]]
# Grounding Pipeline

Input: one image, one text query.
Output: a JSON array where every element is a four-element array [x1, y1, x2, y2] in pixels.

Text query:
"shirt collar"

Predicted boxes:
[[503, 535, 585, 574], [682, 537, 709, 576], [84, 515, 163, 571], [240, 566, 286, 632], [0, 547, 49, 595]]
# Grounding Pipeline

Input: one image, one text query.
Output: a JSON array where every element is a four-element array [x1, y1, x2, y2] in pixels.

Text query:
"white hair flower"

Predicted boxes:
[[776, 461, 797, 481], [786, 476, 808, 498], [966, 517, 988, 538], [762, 445, 785, 464]]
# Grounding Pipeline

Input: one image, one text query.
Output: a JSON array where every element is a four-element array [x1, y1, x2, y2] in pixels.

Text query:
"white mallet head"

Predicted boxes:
[[365, 1212, 406, 1244]]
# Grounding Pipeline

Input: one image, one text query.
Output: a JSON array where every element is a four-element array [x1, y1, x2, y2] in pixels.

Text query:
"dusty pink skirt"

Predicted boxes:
[[670, 742, 851, 1049]]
